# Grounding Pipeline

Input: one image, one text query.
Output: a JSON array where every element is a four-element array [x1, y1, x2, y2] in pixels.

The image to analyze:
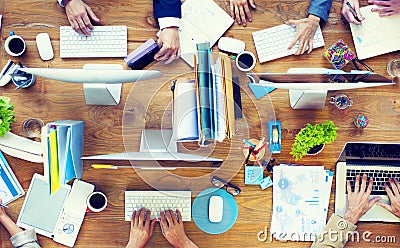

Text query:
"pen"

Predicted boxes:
[[251, 150, 263, 167], [0, 203, 8, 208], [255, 143, 268, 154], [91, 164, 132, 169], [243, 139, 256, 148], [346, 2, 361, 22]]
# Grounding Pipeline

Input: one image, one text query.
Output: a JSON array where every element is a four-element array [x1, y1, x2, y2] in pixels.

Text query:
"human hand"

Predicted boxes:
[[0, 199, 7, 221], [159, 209, 197, 248], [229, 0, 256, 27], [376, 178, 400, 218], [64, 0, 100, 36], [342, 0, 364, 25], [155, 27, 180, 65], [286, 15, 320, 55], [126, 208, 157, 248], [369, 0, 400, 16], [344, 174, 381, 225]]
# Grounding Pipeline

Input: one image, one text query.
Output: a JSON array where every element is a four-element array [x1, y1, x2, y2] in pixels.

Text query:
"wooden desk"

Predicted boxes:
[[1, 0, 400, 247]]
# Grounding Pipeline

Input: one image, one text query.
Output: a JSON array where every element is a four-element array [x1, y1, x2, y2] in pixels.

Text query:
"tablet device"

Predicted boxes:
[[17, 173, 70, 238]]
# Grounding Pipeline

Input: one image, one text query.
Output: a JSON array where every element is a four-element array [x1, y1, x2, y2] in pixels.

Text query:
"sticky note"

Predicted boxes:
[[260, 176, 273, 190], [245, 166, 264, 185]]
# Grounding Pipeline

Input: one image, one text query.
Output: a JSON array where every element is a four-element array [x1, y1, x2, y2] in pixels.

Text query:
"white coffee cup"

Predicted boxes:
[[87, 191, 107, 212], [236, 51, 256, 72], [4, 32, 26, 57]]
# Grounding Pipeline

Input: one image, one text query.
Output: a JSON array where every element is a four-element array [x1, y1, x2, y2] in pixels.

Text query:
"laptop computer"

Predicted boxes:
[[335, 142, 400, 222]]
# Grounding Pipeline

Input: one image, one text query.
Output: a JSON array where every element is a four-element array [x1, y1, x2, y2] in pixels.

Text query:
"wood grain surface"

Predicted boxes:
[[1, 0, 399, 247]]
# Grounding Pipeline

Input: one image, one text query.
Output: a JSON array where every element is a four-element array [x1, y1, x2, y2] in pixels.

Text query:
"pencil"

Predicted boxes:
[[346, 2, 361, 22]]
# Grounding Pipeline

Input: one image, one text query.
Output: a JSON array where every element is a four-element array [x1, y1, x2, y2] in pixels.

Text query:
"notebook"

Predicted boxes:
[[350, 5, 400, 60], [179, 0, 234, 67], [335, 142, 400, 222]]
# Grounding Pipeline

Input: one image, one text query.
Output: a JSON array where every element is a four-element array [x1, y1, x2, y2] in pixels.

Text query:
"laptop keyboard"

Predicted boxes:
[[345, 143, 400, 158], [346, 169, 400, 195]]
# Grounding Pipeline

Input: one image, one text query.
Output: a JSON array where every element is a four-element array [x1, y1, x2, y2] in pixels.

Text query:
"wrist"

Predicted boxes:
[[173, 237, 195, 248], [344, 211, 359, 225], [307, 14, 321, 24], [126, 241, 143, 248]]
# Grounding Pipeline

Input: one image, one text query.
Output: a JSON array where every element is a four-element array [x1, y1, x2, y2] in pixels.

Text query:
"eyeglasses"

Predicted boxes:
[[211, 176, 241, 196]]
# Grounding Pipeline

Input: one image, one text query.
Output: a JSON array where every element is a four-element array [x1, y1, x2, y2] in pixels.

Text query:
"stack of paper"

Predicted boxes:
[[173, 42, 236, 146], [43, 120, 84, 195], [0, 151, 24, 205], [270, 165, 333, 241]]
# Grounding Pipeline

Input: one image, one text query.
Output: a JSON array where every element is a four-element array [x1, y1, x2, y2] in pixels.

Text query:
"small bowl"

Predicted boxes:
[[11, 67, 36, 89]]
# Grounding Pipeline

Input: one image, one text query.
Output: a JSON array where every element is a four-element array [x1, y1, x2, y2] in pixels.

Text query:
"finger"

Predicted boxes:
[[70, 19, 84, 35], [139, 207, 146, 225], [307, 39, 313, 54], [370, 0, 392, 7], [287, 37, 298, 50], [164, 54, 178, 65], [230, 2, 235, 19], [238, 6, 247, 26], [76, 17, 91, 36], [295, 38, 305, 55], [361, 174, 367, 192], [389, 178, 399, 196], [366, 177, 374, 195], [249, 0, 256, 8], [384, 183, 396, 201], [354, 175, 361, 193], [299, 39, 308, 55], [154, 46, 169, 61], [166, 209, 176, 225], [346, 180, 353, 196], [149, 218, 157, 235], [355, 6, 364, 21], [81, 13, 94, 34], [379, 11, 395, 17], [86, 5, 100, 23], [394, 179, 400, 194], [159, 211, 168, 228], [176, 209, 183, 224], [234, 5, 241, 25], [368, 196, 381, 209], [377, 202, 393, 212], [145, 209, 151, 226], [285, 20, 296, 26], [244, 4, 252, 22], [133, 210, 138, 226]]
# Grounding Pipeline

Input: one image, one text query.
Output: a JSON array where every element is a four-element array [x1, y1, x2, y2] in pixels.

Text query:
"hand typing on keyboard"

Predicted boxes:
[[286, 14, 321, 55], [377, 178, 400, 218], [126, 208, 198, 248], [64, 0, 100, 36]]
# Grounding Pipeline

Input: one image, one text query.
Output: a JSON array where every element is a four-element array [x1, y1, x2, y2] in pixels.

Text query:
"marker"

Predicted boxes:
[[243, 139, 256, 148], [346, 2, 361, 22], [91, 164, 132, 169]]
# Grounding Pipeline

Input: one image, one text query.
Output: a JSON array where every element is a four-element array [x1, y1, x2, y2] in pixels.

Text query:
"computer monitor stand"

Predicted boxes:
[[82, 64, 123, 105], [289, 89, 328, 110], [139, 129, 178, 153]]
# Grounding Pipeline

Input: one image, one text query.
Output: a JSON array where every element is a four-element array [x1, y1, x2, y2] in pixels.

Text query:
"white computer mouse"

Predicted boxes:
[[208, 195, 223, 223], [218, 37, 245, 54], [36, 33, 54, 61]]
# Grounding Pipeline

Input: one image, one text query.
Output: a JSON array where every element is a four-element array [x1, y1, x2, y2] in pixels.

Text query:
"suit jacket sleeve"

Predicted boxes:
[[311, 214, 357, 248], [308, 0, 333, 22], [153, 0, 182, 19]]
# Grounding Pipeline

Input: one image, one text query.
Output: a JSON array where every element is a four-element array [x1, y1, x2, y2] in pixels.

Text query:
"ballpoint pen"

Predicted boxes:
[[243, 139, 256, 148], [0, 203, 8, 208], [346, 2, 361, 22]]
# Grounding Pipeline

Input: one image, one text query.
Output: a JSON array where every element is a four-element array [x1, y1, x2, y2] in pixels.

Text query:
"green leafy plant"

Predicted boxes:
[[290, 120, 338, 161], [0, 96, 16, 137]]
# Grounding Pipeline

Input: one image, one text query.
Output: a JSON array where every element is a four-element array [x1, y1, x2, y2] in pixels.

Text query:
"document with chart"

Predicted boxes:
[[270, 166, 333, 241], [0, 151, 24, 205]]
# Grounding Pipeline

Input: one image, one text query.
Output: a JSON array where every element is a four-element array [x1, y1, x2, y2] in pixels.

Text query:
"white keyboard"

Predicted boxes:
[[252, 24, 325, 63], [60, 26, 127, 58], [125, 191, 191, 221]]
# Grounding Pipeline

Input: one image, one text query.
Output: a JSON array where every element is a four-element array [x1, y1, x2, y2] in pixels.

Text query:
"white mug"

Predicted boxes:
[[87, 191, 107, 212], [4, 31, 26, 57], [236, 51, 256, 72]]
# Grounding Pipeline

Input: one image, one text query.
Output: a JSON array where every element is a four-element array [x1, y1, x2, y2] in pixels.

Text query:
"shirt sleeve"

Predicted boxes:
[[58, 0, 65, 7], [158, 17, 180, 30], [308, 0, 333, 22], [10, 229, 41, 248], [311, 214, 357, 248]]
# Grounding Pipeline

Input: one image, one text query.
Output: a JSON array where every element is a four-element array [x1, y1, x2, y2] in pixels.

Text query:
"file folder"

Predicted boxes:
[[43, 120, 84, 194]]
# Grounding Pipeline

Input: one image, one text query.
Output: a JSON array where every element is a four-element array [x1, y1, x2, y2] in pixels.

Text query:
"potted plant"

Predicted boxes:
[[0, 96, 16, 137], [290, 120, 338, 161]]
